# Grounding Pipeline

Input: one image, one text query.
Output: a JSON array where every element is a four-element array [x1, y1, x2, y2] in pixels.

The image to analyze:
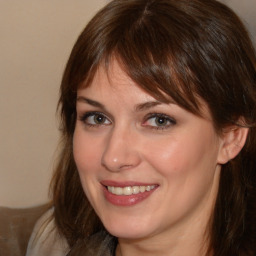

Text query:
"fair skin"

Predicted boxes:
[[73, 60, 247, 256]]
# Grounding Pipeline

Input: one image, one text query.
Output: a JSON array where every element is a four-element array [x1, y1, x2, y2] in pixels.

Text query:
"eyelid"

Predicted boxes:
[[78, 111, 112, 126], [76, 102, 114, 120], [144, 112, 176, 122], [142, 113, 176, 129], [77, 111, 176, 130]]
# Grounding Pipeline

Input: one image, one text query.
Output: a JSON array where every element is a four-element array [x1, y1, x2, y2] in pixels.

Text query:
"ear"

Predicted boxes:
[[217, 125, 249, 164]]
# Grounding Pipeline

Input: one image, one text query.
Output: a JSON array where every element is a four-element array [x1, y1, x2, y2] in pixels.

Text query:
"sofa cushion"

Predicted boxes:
[[0, 204, 49, 256]]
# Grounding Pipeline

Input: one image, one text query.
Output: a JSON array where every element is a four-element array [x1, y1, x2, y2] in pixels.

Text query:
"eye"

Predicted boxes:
[[143, 113, 176, 129], [79, 112, 111, 126]]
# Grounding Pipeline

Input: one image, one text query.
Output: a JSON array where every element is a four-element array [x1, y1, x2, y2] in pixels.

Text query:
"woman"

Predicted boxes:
[[27, 0, 256, 255]]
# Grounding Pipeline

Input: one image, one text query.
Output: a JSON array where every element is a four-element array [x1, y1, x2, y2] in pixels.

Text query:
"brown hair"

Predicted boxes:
[[50, 0, 256, 254]]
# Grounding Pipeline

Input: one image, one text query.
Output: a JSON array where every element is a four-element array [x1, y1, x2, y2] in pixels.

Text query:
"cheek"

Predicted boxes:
[[143, 131, 220, 220], [73, 127, 105, 207], [73, 127, 103, 176], [143, 129, 219, 180]]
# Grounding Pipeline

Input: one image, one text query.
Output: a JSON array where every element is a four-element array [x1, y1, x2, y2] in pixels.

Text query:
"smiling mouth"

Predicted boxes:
[[107, 185, 157, 196], [102, 182, 158, 206]]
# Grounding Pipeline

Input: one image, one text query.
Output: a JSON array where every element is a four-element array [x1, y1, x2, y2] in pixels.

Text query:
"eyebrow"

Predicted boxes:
[[76, 96, 106, 110], [76, 96, 164, 112], [134, 101, 162, 111]]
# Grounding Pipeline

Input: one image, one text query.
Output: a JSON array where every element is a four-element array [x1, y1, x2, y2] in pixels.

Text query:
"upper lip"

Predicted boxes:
[[101, 180, 158, 187]]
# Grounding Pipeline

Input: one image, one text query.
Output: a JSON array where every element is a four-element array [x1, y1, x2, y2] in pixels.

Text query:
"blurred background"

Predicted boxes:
[[0, 0, 255, 208], [0, 0, 106, 208]]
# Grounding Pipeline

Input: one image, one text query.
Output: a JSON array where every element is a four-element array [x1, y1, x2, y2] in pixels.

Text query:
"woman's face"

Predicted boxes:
[[73, 60, 223, 241]]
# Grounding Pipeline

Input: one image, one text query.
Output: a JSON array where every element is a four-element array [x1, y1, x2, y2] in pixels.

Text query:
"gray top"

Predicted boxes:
[[66, 231, 116, 256], [26, 209, 116, 256]]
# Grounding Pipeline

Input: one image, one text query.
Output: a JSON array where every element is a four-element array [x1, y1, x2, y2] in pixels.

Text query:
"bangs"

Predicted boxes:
[[76, 2, 206, 116], [81, 51, 202, 114], [65, 0, 254, 132]]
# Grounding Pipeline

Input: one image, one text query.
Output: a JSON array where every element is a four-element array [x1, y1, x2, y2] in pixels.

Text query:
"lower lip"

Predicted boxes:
[[102, 186, 157, 206]]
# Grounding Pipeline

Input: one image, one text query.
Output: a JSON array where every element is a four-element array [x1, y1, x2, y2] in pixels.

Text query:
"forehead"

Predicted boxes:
[[78, 59, 212, 121], [80, 58, 179, 102], [78, 59, 159, 105], [90, 59, 136, 90]]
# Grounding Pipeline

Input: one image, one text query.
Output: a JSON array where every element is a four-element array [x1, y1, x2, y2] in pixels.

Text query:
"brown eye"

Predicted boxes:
[[143, 113, 176, 130], [155, 117, 168, 126], [80, 112, 111, 126], [93, 114, 106, 124]]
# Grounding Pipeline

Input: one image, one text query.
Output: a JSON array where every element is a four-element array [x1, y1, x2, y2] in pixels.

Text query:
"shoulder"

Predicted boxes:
[[26, 208, 69, 256]]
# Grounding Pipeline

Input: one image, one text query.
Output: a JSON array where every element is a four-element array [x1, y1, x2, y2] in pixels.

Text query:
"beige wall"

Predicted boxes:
[[224, 0, 256, 45], [0, 0, 255, 208], [0, 1, 106, 208]]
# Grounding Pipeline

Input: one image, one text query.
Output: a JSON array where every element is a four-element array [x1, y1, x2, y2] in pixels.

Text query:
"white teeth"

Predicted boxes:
[[139, 186, 145, 192], [115, 187, 123, 195], [123, 186, 132, 195], [132, 186, 140, 194], [107, 185, 156, 195]]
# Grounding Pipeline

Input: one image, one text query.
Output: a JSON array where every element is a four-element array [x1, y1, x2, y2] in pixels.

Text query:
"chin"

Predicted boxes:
[[107, 227, 150, 240], [101, 215, 155, 240]]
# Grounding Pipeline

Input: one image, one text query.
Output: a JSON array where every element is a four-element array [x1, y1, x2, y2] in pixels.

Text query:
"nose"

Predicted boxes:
[[101, 127, 141, 172]]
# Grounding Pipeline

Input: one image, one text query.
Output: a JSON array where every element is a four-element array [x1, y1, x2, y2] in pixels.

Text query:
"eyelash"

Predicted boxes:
[[142, 113, 176, 130], [78, 111, 176, 130], [78, 111, 111, 127]]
